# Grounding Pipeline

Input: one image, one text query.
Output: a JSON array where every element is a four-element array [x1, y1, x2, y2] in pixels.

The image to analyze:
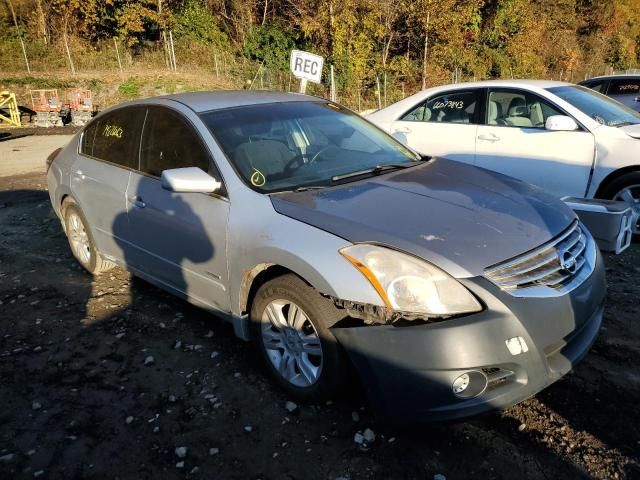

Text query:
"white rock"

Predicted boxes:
[[353, 432, 364, 445], [209, 448, 219, 456], [32, 401, 42, 410], [434, 475, 446, 480], [33, 470, 44, 478], [168, 395, 177, 403], [173, 340, 182, 349], [176, 461, 184, 468], [285, 401, 298, 413], [0, 453, 15, 463], [144, 356, 155, 365], [210, 351, 219, 359], [175, 446, 187, 458], [125, 416, 134, 424], [205, 330, 214, 338], [351, 411, 360, 422], [244, 425, 253, 433], [363, 428, 375, 443]]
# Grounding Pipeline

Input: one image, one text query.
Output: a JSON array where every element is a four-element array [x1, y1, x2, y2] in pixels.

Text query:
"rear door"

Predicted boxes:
[[388, 89, 481, 164], [607, 78, 640, 112], [475, 88, 594, 198], [71, 106, 145, 260], [125, 106, 231, 311]]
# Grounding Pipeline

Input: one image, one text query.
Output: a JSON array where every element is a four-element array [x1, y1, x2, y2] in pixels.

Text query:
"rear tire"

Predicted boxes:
[[599, 172, 640, 239], [251, 274, 348, 402], [62, 198, 115, 275]]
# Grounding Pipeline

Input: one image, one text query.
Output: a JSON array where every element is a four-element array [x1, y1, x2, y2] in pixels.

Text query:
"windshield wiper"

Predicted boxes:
[[293, 185, 328, 192], [331, 163, 416, 182]]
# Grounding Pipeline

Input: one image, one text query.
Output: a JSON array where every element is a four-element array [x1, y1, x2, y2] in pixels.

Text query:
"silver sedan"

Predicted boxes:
[[47, 92, 605, 422]]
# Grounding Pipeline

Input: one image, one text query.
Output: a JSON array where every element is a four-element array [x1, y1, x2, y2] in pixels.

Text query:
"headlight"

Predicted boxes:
[[340, 244, 482, 316]]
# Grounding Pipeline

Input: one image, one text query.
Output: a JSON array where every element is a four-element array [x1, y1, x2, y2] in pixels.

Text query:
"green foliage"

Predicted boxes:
[[0, 76, 73, 89], [174, 1, 229, 47], [244, 23, 297, 70], [607, 34, 635, 70], [118, 77, 140, 96]]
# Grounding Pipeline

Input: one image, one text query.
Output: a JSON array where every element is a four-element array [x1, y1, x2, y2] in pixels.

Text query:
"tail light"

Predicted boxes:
[[46, 147, 62, 173]]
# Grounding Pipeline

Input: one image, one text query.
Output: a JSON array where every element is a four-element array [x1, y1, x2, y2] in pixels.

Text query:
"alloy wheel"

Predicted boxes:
[[614, 185, 640, 235], [67, 212, 92, 265], [261, 299, 323, 388]]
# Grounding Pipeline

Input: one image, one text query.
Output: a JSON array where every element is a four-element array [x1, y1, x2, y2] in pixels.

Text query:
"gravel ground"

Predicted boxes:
[[0, 171, 639, 480]]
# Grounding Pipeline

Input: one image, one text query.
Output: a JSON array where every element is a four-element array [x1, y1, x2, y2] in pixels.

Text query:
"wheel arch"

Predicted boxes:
[[594, 165, 640, 198], [239, 263, 315, 318]]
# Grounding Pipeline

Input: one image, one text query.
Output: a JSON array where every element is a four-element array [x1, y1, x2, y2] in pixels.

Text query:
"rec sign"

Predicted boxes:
[[290, 50, 324, 84]]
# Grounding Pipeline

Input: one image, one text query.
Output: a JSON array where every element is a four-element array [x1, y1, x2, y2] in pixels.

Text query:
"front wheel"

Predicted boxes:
[[251, 274, 348, 401], [600, 172, 640, 237]]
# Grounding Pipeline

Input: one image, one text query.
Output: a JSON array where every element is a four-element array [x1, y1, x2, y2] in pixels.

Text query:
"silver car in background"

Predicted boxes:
[[47, 92, 605, 422]]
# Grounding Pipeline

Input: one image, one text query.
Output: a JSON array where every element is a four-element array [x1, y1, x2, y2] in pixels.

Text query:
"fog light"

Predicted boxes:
[[452, 374, 470, 394], [451, 370, 488, 399]]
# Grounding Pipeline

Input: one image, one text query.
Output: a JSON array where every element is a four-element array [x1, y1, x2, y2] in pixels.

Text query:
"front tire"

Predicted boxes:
[[62, 199, 115, 275], [251, 274, 348, 401], [599, 172, 640, 237]]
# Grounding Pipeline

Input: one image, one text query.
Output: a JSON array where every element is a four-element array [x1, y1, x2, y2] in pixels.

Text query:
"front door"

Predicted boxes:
[[389, 89, 481, 165], [125, 106, 231, 311], [475, 88, 595, 198]]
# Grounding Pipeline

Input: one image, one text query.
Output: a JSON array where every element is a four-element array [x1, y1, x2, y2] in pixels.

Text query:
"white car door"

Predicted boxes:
[[475, 88, 595, 198], [387, 89, 481, 165]]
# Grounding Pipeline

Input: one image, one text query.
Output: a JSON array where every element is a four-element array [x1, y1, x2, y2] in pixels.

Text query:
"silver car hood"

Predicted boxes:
[[271, 158, 576, 278]]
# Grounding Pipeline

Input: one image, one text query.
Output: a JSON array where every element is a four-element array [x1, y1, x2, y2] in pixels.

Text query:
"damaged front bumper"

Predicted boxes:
[[330, 249, 606, 423]]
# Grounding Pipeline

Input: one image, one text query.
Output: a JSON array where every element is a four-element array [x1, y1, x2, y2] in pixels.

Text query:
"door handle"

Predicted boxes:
[[128, 195, 146, 208], [394, 126, 412, 134], [478, 133, 500, 142]]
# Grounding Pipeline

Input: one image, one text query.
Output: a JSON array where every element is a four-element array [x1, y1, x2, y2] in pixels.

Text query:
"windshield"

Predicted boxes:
[[547, 85, 640, 127], [199, 101, 419, 193]]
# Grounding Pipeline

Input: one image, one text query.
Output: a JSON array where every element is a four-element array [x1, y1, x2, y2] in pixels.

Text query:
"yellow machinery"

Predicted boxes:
[[0, 91, 21, 127]]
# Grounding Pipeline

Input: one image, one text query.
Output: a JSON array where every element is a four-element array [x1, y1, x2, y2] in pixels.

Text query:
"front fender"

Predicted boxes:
[[227, 197, 385, 320]]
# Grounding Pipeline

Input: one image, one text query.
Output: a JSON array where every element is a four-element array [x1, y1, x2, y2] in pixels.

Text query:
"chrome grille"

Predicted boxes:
[[484, 221, 588, 290]]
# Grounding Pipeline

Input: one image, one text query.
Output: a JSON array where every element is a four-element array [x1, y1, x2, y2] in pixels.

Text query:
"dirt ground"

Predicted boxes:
[[1, 167, 639, 480]]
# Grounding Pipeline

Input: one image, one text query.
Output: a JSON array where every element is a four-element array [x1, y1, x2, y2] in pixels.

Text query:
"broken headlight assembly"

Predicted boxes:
[[340, 244, 482, 317]]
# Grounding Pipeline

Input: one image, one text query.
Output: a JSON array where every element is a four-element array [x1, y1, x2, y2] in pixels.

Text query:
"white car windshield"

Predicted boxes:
[[200, 101, 420, 193], [547, 85, 640, 127]]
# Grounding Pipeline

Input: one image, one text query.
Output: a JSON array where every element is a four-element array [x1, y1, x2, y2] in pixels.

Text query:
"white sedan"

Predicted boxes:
[[367, 80, 640, 234]]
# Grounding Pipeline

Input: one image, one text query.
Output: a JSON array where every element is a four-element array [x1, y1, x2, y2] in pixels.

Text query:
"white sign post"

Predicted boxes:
[[290, 49, 324, 94]]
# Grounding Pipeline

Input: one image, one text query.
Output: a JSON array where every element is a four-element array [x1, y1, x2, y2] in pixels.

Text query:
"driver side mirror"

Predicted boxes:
[[545, 115, 579, 132], [161, 167, 222, 194]]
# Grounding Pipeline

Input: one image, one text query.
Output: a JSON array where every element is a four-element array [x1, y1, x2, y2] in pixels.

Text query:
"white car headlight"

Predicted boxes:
[[340, 244, 482, 316]]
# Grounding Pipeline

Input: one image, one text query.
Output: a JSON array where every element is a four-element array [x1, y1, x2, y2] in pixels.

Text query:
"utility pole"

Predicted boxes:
[[421, 12, 430, 90]]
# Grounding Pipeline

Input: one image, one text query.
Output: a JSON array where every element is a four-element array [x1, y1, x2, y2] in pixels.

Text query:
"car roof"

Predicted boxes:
[[424, 79, 570, 90], [580, 74, 640, 82], [154, 91, 321, 113]]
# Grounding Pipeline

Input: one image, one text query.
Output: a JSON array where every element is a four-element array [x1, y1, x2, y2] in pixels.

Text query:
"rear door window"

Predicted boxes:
[[81, 107, 145, 168], [139, 107, 214, 178], [401, 90, 479, 124], [608, 79, 640, 96], [581, 80, 608, 93]]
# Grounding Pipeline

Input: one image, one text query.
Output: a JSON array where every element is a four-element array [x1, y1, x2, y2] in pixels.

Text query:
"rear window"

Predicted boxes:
[[80, 107, 145, 168]]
